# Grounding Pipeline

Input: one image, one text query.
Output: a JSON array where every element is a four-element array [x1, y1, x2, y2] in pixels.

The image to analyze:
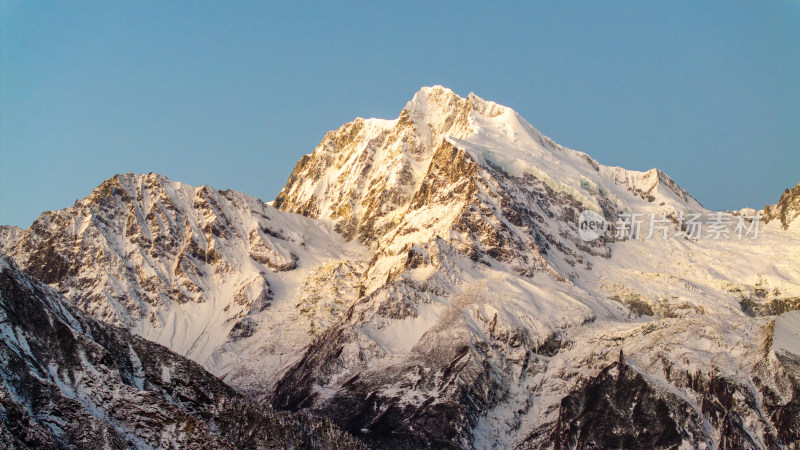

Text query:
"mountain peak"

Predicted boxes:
[[5, 171, 358, 367], [403, 86, 507, 127], [415, 84, 456, 95], [276, 86, 703, 247], [86, 172, 166, 204]]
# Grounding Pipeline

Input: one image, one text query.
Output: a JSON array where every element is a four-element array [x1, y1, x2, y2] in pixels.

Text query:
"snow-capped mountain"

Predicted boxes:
[[0, 255, 361, 448], [1, 172, 367, 391], [268, 86, 800, 447], [1, 86, 799, 448]]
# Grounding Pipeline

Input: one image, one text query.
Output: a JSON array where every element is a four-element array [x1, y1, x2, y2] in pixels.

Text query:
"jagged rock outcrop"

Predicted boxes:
[[610, 167, 700, 205], [0, 226, 22, 254], [765, 182, 800, 229]]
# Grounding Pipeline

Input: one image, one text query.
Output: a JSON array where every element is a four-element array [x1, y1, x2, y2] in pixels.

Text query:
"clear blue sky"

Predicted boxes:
[[2, 1, 798, 227]]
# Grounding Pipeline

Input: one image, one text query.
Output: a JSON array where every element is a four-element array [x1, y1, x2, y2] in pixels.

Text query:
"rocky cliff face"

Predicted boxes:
[[2, 86, 799, 448], [0, 226, 22, 254], [0, 255, 361, 448], [275, 86, 477, 245], [519, 318, 800, 449], [765, 182, 800, 229]]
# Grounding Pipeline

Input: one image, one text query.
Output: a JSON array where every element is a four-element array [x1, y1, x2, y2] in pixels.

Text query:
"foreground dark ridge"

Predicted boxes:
[[0, 255, 362, 448]]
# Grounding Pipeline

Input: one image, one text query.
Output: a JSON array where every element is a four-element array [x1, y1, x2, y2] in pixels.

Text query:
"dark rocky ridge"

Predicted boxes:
[[522, 348, 800, 449], [0, 256, 361, 448]]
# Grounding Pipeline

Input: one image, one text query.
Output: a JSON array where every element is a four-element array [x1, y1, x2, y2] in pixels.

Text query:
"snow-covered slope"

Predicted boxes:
[[1, 173, 367, 383], [0, 255, 361, 448], [1, 86, 798, 448]]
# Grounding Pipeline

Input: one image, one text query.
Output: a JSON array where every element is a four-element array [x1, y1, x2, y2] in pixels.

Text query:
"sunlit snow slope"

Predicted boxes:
[[1, 173, 367, 377]]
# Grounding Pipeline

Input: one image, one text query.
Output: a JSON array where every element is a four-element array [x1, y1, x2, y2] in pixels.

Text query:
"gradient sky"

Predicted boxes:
[[2, 1, 798, 227]]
